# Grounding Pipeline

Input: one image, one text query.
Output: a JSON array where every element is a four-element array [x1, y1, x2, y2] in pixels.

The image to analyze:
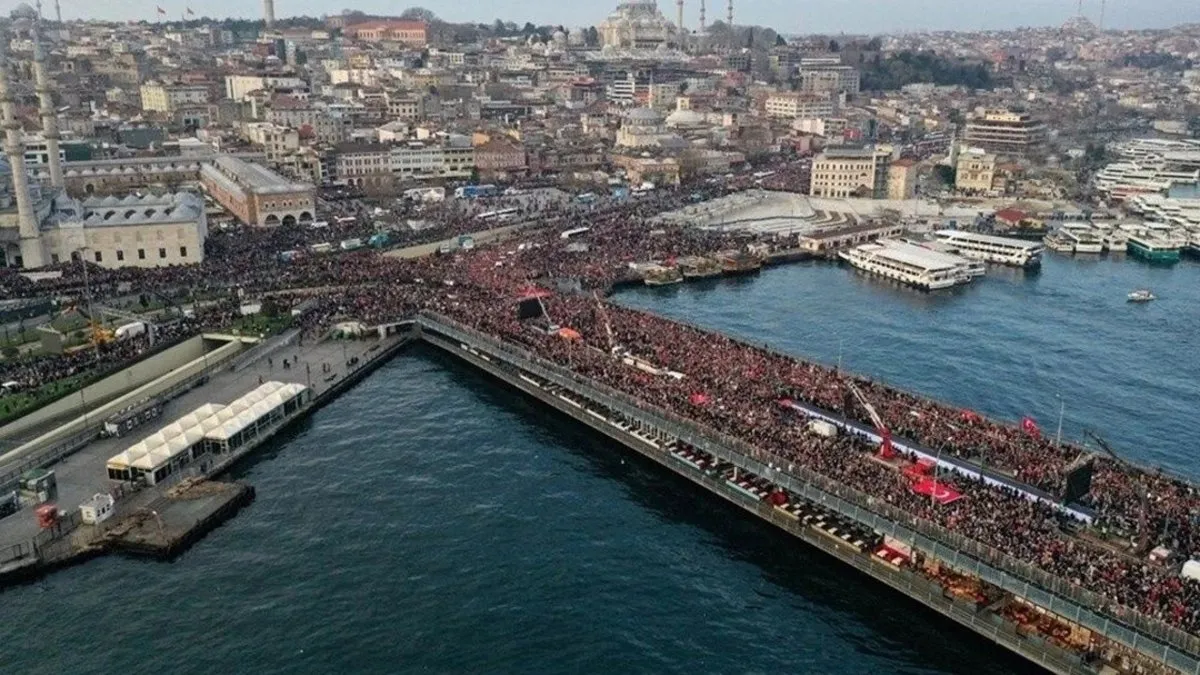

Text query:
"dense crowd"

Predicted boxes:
[[5, 161, 1200, 641]]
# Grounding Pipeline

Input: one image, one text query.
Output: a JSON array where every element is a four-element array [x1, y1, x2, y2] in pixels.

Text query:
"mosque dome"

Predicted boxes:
[[10, 3, 37, 20]]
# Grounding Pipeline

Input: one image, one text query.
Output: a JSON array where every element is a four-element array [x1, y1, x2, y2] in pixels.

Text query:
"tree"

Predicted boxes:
[[775, 34, 787, 47], [399, 7, 437, 22]]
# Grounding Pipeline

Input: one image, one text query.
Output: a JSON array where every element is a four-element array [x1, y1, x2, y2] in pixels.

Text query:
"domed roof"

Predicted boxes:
[[10, 3, 37, 20], [626, 107, 663, 122]]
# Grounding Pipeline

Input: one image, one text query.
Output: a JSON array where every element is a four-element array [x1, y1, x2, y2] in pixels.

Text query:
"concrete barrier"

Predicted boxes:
[[0, 336, 225, 441], [0, 338, 247, 471]]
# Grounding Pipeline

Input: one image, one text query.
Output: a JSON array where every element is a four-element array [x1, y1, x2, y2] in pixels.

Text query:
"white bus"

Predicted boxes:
[[476, 207, 520, 222], [560, 227, 591, 239]]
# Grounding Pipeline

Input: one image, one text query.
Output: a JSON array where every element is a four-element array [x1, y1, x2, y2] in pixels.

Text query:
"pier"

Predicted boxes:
[[0, 327, 413, 577]]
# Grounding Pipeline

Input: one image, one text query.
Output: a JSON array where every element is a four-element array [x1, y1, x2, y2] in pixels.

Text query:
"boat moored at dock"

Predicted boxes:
[[1127, 233, 1181, 264], [642, 264, 684, 287], [933, 230, 1044, 268], [838, 240, 975, 291]]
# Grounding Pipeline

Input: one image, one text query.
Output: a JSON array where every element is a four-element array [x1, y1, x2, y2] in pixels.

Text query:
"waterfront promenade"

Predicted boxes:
[[0, 334, 389, 562]]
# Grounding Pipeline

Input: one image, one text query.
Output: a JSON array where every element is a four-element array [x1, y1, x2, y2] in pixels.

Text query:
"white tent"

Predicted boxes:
[[159, 422, 185, 440]]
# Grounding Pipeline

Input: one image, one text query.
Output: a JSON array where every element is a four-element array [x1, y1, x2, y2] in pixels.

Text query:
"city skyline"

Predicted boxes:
[[10, 0, 1200, 35]]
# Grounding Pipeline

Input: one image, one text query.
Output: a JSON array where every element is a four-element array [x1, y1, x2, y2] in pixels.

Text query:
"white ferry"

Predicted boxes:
[[901, 236, 987, 278], [1097, 227, 1128, 253], [1061, 226, 1104, 254], [933, 230, 1043, 268], [838, 240, 975, 291], [1043, 232, 1076, 253]]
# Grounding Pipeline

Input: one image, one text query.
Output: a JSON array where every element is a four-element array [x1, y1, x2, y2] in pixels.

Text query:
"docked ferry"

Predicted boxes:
[[677, 256, 723, 280], [642, 264, 684, 286], [838, 240, 975, 291], [1061, 226, 1105, 254], [719, 250, 763, 275], [1042, 232, 1076, 254], [932, 230, 1043, 268], [1127, 233, 1181, 264]]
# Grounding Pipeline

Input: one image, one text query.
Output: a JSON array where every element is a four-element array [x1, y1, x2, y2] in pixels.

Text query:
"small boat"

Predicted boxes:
[[1127, 289, 1156, 303]]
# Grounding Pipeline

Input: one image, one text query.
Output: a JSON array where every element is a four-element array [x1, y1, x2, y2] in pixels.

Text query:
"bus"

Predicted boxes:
[[560, 227, 590, 239], [335, 216, 357, 224], [575, 192, 598, 204], [476, 207, 520, 222], [454, 184, 499, 199]]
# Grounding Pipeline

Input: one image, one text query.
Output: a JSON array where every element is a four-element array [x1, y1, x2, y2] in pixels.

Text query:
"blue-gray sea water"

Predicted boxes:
[[1, 254, 1196, 674]]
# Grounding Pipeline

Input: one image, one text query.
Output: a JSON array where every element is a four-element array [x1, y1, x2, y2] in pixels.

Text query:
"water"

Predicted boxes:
[[2, 254, 1196, 673], [617, 254, 1200, 475]]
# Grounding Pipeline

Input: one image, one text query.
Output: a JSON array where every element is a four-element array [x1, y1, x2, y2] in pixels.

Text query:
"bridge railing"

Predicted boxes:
[[418, 311, 1200, 671]]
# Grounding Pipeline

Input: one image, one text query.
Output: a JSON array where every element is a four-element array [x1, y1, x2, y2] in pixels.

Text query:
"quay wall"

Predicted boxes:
[[416, 314, 1200, 675], [1, 336, 230, 442]]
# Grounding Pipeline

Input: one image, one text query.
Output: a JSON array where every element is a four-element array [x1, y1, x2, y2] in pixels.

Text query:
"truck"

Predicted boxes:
[[114, 321, 147, 341]]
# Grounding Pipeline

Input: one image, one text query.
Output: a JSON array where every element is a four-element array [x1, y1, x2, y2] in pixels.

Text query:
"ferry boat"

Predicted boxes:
[[677, 256, 722, 280], [1100, 228, 1128, 253], [838, 240, 974, 291], [1126, 233, 1181, 264], [1127, 289, 1156, 303], [642, 265, 684, 287], [1061, 227, 1104, 254], [1184, 230, 1200, 259], [932, 230, 1043, 268], [719, 250, 763, 275], [903, 236, 987, 279], [1042, 232, 1075, 253]]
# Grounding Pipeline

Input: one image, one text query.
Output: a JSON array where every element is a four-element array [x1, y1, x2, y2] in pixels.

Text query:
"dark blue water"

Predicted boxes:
[[1, 254, 1195, 673]]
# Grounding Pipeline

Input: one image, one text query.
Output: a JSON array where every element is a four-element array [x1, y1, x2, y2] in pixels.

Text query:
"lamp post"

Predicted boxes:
[[1055, 394, 1065, 448]]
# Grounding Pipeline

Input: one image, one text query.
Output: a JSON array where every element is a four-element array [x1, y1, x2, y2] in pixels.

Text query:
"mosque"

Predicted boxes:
[[0, 5, 207, 270], [598, 0, 683, 50]]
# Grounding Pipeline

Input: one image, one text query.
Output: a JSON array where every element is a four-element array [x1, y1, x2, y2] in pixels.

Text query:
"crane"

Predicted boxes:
[[848, 381, 894, 459], [1085, 430, 1150, 554]]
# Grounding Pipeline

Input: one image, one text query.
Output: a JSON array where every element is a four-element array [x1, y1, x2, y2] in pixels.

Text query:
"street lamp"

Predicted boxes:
[[1055, 394, 1066, 447]]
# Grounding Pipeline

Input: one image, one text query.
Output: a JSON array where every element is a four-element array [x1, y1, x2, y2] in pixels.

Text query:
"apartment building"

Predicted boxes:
[[139, 81, 210, 113], [955, 148, 997, 192], [810, 146, 891, 198], [962, 109, 1047, 157], [764, 92, 836, 119]]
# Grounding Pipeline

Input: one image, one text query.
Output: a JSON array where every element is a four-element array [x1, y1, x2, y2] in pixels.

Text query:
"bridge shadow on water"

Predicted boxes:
[[420, 346, 1034, 675]]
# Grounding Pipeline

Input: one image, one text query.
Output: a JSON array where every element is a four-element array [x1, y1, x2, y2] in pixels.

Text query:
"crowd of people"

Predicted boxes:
[[4, 161, 1200, 643]]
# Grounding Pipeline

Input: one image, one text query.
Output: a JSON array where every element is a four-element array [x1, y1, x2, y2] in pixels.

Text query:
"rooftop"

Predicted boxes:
[[208, 155, 312, 195]]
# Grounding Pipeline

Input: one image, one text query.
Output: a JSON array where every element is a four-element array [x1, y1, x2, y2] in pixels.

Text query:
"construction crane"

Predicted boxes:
[[54, 302, 113, 350], [1085, 430, 1150, 553], [848, 381, 894, 459]]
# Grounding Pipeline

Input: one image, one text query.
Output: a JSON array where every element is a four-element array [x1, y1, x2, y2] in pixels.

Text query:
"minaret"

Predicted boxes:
[[675, 0, 684, 32], [263, 0, 275, 30], [1099, 0, 1106, 29], [32, 20, 63, 189], [54, 0, 61, 24], [0, 31, 45, 268], [726, 0, 732, 25], [698, 0, 705, 32]]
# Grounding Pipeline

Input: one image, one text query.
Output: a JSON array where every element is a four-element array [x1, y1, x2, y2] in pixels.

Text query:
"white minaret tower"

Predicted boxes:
[[263, 0, 275, 29], [726, 0, 732, 25], [32, 19, 63, 189], [0, 26, 45, 268], [698, 0, 705, 32], [675, 0, 684, 32]]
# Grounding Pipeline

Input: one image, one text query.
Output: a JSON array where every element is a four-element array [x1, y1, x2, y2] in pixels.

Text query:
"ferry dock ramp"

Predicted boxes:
[[0, 323, 414, 577]]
